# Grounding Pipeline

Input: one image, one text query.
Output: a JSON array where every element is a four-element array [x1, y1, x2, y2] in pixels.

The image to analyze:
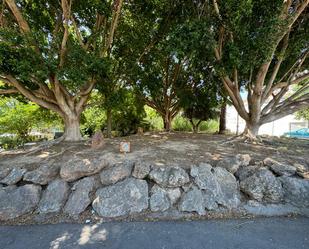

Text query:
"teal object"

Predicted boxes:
[[284, 128, 309, 138]]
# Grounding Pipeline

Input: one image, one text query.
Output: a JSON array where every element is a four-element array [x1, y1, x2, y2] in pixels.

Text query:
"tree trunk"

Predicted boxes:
[[63, 114, 82, 141], [219, 102, 227, 134], [243, 121, 260, 139], [106, 108, 112, 138], [163, 114, 172, 132], [190, 119, 201, 134]]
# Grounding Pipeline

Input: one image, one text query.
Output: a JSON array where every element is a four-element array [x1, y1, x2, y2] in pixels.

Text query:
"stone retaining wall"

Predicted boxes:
[[0, 154, 308, 221]]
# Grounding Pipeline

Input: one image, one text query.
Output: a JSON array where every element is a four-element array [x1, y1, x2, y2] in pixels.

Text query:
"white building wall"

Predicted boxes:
[[226, 105, 308, 136]]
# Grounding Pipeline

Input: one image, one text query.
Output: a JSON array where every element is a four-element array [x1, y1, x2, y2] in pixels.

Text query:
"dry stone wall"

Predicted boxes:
[[0, 154, 309, 221]]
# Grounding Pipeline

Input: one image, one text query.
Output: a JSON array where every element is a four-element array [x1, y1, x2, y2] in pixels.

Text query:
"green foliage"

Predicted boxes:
[[171, 113, 219, 133], [296, 108, 309, 121], [0, 98, 38, 138], [172, 114, 192, 131], [144, 106, 163, 131], [0, 97, 62, 149]]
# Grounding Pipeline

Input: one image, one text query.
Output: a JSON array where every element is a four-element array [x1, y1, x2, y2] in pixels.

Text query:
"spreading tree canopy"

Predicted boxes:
[[0, 0, 124, 141]]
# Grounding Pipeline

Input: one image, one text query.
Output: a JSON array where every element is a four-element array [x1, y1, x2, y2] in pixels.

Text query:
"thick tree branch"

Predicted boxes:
[[0, 88, 18, 94]]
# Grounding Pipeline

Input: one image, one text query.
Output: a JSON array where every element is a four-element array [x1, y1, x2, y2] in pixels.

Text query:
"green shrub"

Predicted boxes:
[[199, 119, 219, 133], [172, 115, 192, 131]]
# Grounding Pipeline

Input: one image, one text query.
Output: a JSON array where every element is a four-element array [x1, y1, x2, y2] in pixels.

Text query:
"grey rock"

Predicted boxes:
[[191, 163, 240, 209], [178, 187, 206, 215], [214, 167, 240, 209], [0, 168, 27, 185], [150, 185, 170, 212], [0, 184, 41, 220], [60, 154, 111, 182], [149, 166, 190, 187], [0, 185, 17, 192], [64, 176, 99, 216], [270, 163, 296, 177], [93, 178, 148, 217], [166, 188, 181, 205], [240, 168, 284, 203], [235, 166, 260, 181], [23, 160, 60, 185], [0, 168, 11, 180], [190, 163, 219, 193], [216, 154, 251, 174], [100, 160, 134, 186], [38, 179, 69, 213], [203, 191, 218, 210], [132, 161, 151, 179], [279, 176, 309, 207]]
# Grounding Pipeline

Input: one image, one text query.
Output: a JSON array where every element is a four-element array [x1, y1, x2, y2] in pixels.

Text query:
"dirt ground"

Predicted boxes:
[[1, 132, 309, 171]]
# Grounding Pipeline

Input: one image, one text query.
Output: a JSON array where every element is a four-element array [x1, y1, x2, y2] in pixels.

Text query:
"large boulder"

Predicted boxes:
[[64, 176, 99, 216], [132, 160, 151, 179], [100, 160, 134, 186], [0, 184, 41, 220], [191, 163, 240, 209], [279, 176, 309, 207], [60, 154, 111, 182], [38, 179, 69, 213], [93, 178, 148, 217], [178, 187, 206, 215], [213, 167, 241, 208], [150, 185, 170, 212], [149, 166, 190, 188], [23, 160, 60, 185], [216, 154, 251, 174], [0, 168, 27, 185], [240, 168, 284, 203]]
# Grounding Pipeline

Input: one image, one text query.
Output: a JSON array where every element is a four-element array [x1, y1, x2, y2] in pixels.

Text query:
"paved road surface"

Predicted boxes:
[[0, 218, 308, 249]]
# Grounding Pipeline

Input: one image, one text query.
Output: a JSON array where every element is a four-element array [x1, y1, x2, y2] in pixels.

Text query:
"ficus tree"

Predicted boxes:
[[0, 0, 124, 141], [179, 0, 309, 139], [209, 0, 309, 139]]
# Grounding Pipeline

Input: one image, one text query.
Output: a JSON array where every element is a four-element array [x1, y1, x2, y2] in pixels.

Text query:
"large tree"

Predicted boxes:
[[209, 0, 309, 139], [181, 0, 309, 139], [0, 0, 123, 141]]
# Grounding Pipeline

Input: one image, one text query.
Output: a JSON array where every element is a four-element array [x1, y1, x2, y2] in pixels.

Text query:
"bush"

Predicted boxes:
[[143, 106, 163, 131], [172, 115, 192, 131], [199, 119, 219, 133]]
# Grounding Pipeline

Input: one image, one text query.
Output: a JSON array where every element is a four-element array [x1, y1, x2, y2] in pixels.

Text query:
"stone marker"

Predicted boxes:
[[91, 130, 105, 149]]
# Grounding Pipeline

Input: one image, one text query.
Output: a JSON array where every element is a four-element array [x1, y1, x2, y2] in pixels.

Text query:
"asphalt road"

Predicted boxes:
[[0, 217, 308, 249]]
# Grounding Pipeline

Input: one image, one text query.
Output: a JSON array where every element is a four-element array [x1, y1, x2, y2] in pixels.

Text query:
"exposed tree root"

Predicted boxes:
[[22, 137, 65, 156], [221, 133, 263, 145]]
